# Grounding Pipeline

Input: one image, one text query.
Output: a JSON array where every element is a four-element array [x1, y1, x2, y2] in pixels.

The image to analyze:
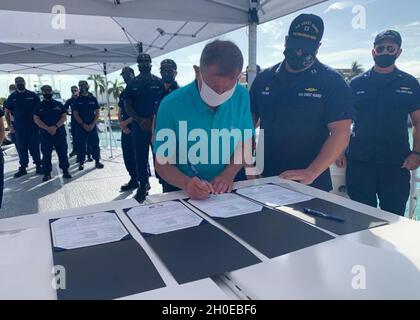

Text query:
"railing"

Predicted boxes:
[[408, 169, 419, 220]]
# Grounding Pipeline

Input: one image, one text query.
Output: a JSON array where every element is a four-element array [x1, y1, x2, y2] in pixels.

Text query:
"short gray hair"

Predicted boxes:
[[200, 40, 244, 76]]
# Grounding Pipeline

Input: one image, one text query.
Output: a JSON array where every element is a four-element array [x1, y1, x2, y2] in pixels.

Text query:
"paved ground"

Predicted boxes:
[[1, 146, 162, 219]]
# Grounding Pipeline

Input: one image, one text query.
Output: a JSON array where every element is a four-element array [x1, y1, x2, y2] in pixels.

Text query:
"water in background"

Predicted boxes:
[[98, 126, 122, 148], [408, 128, 419, 219]]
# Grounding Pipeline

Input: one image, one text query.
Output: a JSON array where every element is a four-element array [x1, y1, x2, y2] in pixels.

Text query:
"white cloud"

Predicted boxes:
[[175, 68, 196, 86], [259, 21, 284, 40], [267, 43, 284, 58], [397, 60, 420, 78], [324, 1, 354, 13], [384, 21, 420, 33], [318, 48, 372, 66], [405, 21, 420, 28], [187, 54, 200, 63]]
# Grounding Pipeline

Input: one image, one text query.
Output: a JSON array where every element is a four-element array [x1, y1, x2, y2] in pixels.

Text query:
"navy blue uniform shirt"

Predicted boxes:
[[250, 60, 355, 189], [64, 96, 78, 115], [155, 81, 180, 115], [348, 68, 420, 165], [72, 94, 100, 125], [124, 73, 163, 119], [34, 99, 67, 132], [4, 90, 40, 127], [118, 89, 130, 122]]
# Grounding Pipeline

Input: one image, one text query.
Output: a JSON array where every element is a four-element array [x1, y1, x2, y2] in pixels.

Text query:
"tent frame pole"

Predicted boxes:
[[103, 62, 114, 158], [247, 0, 259, 88]]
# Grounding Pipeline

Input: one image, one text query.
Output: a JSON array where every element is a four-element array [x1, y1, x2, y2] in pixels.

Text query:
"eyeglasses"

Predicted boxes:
[[375, 45, 397, 54]]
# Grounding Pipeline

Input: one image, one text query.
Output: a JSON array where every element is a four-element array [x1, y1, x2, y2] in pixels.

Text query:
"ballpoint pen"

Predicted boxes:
[[187, 161, 214, 194], [303, 208, 345, 223], [187, 161, 206, 182]]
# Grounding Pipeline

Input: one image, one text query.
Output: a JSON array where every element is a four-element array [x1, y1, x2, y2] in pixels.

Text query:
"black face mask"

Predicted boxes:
[[80, 87, 88, 94], [283, 48, 316, 71], [161, 72, 175, 84], [138, 64, 151, 74], [16, 84, 25, 91], [43, 93, 53, 100], [122, 75, 133, 83], [374, 54, 397, 68]]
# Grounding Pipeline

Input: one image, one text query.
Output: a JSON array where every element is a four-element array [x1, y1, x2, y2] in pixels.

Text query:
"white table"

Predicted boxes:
[[147, 177, 420, 299], [119, 279, 230, 300], [0, 198, 231, 300], [225, 238, 420, 299], [1, 176, 419, 299]]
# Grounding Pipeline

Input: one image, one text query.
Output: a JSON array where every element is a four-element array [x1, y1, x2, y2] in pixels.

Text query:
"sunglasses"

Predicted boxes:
[[375, 45, 398, 54]]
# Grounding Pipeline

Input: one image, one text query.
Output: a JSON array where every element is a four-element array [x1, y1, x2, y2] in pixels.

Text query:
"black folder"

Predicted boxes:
[[188, 196, 335, 259], [49, 211, 166, 300], [236, 183, 389, 235], [124, 200, 261, 284], [284, 198, 389, 235]]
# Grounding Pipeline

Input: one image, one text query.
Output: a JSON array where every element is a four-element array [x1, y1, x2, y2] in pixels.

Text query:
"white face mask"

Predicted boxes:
[[199, 75, 236, 107]]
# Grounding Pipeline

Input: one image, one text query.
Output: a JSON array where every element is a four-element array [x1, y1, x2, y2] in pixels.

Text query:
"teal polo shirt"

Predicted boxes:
[[153, 80, 254, 181]]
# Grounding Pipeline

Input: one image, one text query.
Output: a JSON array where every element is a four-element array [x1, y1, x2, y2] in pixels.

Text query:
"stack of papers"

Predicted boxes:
[[236, 183, 313, 207], [51, 211, 128, 250], [189, 193, 262, 218], [126, 200, 203, 235]]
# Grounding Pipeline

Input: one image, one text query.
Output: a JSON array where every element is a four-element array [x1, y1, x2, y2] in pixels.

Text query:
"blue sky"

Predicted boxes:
[[1, 0, 419, 99]]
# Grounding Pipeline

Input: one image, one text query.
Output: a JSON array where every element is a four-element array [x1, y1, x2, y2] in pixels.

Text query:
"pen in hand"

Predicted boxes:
[[188, 161, 214, 196]]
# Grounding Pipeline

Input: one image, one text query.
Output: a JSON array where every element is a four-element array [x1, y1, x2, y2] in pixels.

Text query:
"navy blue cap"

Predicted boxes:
[[137, 53, 152, 64], [120, 66, 135, 75], [160, 59, 177, 70], [374, 30, 402, 47], [41, 85, 52, 92], [287, 14, 324, 52]]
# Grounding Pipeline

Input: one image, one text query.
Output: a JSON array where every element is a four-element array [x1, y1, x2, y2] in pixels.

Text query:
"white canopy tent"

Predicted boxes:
[[0, 0, 326, 74], [0, 0, 327, 155]]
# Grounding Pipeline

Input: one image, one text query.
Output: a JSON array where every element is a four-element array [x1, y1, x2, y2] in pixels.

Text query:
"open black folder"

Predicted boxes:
[[124, 200, 261, 284], [235, 183, 388, 235], [49, 211, 166, 300], [187, 194, 335, 259], [284, 198, 389, 235]]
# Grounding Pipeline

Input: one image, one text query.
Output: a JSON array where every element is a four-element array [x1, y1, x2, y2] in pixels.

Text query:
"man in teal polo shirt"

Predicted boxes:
[[154, 40, 254, 199]]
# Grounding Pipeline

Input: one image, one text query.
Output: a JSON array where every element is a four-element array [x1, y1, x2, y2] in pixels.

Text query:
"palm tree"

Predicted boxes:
[[107, 79, 125, 103], [349, 61, 364, 79], [98, 77, 107, 97], [87, 74, 106, 99]]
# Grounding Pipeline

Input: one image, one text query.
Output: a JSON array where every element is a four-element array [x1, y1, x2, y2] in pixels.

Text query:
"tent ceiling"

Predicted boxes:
[[0, 0, 326, 24], [0, 0, 326, 74]]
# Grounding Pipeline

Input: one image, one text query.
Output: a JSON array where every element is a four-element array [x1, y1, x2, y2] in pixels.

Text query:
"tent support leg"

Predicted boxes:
[[247, 1, 259, 88], [103, 63, 113, 159]]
